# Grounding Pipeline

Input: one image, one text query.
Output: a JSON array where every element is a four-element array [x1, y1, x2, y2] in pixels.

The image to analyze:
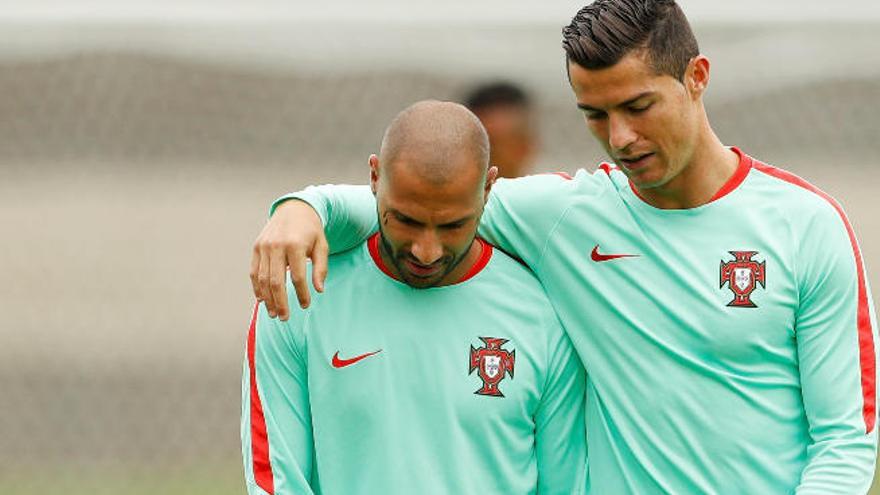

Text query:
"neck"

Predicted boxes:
[[635, 125, 739, 210]]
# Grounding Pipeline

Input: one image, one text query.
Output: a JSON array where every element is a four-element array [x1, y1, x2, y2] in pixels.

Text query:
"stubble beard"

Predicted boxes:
[[377, 225, 475, 289]]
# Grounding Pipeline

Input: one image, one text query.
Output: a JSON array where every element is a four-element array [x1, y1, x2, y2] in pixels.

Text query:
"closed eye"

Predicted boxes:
[[394, 213, 423, 227], [584, 110, 607, 121], [439, 220, 468, 230], [628, 102, 653, 114]]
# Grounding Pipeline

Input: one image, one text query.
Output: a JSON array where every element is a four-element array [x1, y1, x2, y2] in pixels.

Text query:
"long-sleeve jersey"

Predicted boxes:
[[241, 235, 587, 495], [280, 147, 878, 494]]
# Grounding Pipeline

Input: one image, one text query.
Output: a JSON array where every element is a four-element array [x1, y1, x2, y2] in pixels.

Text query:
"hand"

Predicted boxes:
[[250, 199, 329, 320]]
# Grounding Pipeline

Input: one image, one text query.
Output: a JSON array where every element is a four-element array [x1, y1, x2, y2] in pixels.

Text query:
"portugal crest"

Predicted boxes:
[[469, 337, 515, 397], [720, 251, 766, 308]]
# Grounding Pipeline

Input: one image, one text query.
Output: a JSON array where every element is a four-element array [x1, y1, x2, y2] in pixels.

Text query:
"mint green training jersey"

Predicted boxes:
[[241, 235, 587, 495], [283, 148, 878, 494]]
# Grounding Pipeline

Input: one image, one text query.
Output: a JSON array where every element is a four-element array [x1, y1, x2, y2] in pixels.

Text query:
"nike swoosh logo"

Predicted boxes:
[[331, 350, 382, 368], [591, 245, 639, 262]]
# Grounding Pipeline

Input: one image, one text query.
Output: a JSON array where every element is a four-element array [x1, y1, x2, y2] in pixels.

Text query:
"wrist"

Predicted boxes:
[[270, 196, 311, 218]]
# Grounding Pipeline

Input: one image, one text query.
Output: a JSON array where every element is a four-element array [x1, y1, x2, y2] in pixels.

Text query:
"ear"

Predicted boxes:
[[369, 154, 380, 196], [483, 166, 499, 204], [685, 55, 710, 100]]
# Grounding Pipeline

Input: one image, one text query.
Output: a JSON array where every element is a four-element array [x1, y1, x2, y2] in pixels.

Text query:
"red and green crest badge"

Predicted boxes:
[[469, 337, 515, 397], [720, 251, 766, 308]]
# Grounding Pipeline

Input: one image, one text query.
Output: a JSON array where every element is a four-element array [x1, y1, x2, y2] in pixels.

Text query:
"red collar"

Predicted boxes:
[[627, 146, 753, 205], [709, 147, 752, 202], [367, 233, 493, 285]]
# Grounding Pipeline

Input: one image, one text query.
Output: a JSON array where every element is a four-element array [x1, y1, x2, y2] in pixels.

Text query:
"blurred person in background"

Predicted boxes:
[[242, 101, 586, 495], [463, 81, 538, 178], [250, 0, 878, 493]]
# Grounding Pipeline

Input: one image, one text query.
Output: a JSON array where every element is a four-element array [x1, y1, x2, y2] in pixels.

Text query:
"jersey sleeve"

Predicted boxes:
[[794, 202, 878, 494], [534, 311, 588, 495], [271, 185, 378, 254], [269, 171, 584, 266], [241, 298, 316, 495], [478, 173, 581, 271]]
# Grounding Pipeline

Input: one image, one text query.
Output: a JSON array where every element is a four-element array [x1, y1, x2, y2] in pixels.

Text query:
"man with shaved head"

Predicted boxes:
[[242, 100, 587, 495], [369, 100, 493, 288]]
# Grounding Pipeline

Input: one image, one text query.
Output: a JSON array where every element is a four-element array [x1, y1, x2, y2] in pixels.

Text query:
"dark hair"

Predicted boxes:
[[562, 0, 699, 81], [463, 81, 531, 113]]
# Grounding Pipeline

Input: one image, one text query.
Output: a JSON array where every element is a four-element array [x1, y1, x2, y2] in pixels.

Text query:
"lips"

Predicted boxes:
[[404, 259, 443, 278], [618, 152, 655, 171]]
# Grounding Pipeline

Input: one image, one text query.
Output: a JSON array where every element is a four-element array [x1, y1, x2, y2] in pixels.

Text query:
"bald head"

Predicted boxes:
[[370, 101, 497, 289], [378, 100, 490, 186]]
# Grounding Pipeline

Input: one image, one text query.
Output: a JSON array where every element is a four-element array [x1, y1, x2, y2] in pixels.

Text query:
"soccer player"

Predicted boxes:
[[242, 101, 587, 494], [250, 1, 879, 493], [463, 81, 538, 179]]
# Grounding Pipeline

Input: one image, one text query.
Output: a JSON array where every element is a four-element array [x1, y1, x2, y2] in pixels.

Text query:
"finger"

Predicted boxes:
[[289, 247, 310, 312], [259, 245, 279, 318], [250, 243, 263, 301], [312, 236, 329, 293], [268, 247, 290, 320]]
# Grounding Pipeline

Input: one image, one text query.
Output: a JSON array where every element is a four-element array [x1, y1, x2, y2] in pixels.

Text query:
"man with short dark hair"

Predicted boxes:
[[463, 81, 538, 178], [242, 101, 586, 495], [251, 1, 878, 493]]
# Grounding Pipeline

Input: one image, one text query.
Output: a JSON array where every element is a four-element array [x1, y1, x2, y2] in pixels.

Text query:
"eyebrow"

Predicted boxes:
[[388, 208, 474, 227], [577, 91, 654, 112], [438, 216, 473, 228]]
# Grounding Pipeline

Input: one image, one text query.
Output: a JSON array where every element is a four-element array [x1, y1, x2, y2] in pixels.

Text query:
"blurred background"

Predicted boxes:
[[1, 1, 879, 493]]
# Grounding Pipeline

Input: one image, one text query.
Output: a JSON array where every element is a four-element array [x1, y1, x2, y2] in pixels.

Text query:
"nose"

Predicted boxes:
[[608, 113, 637, 153], [410, 231, 444, 265]]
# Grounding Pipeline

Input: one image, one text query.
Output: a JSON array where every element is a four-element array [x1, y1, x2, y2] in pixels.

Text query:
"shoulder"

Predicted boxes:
[[299, 241, 373, 304], [741, 157, 865, 284], [747, 158, 852, 238], [252, 299, 307, 361], [482, 167, 619, 252], [746, 157, 851, 232], [326, 241, 370, 272], [276, 242, 374, 343], [491, 167, 615, 204], [481, 245, 542, 286], [476, 245, 560, 320]]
